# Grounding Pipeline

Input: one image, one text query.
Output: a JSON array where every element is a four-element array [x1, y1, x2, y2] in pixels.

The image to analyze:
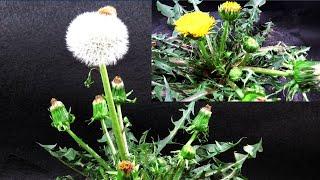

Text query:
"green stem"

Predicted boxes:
[[205, 35, 214, 55], [173, 160, 185, 180], [116, 104, 129, 155], [100, 119, 117, 157], [186, 131, 198, 146], [219, 21, 230, 54], [197, 39, 210, 59], [241, 66, 294, 77], [99, 64, 128, 160], [66, 129, 109, 170]]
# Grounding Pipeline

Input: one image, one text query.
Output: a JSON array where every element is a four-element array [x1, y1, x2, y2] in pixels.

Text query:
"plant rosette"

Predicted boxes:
[[40, 5, 263, 180]]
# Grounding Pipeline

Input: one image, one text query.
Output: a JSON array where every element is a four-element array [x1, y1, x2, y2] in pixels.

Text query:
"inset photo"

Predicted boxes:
[[152, 0, 320, 102]]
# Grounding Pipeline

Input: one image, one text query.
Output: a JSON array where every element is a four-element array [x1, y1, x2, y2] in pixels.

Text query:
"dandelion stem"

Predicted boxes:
[[186, 131, 198, 146], [66, 129, 109, 170], [100, 118, 117, 157], [116, 104, 130, 155], [219, 21, 229, 54], [197, 39, 210, 59], [173, 160, 185, 180], [241, 66, 294, 77], [99, 64, 128, 160]]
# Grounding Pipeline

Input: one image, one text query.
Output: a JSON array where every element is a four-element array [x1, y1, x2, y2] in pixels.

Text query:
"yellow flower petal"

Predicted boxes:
[[174, 11, 216, 38]]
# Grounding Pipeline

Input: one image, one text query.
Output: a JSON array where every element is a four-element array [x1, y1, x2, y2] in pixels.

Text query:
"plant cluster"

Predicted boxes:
[[152, 0, 320, 102], [40, 5, 262, 180]]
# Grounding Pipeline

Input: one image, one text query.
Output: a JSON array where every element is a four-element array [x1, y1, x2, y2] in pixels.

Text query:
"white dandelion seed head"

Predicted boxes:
[[66, 8, 129, 67]]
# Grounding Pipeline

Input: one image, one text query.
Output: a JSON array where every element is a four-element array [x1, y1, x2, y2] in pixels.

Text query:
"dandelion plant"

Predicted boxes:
[[40, 5, 262, 179], [152, 0, 320, 102]]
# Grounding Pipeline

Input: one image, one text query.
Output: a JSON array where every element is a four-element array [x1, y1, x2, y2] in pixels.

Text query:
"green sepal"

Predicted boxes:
[[187, 105, 212, 133], [50, 104, 74, 132], [293, 60, 319, 89], [179, 144, 196, 160], [243, 36, 260, 53], [92, 97, 109, 121]]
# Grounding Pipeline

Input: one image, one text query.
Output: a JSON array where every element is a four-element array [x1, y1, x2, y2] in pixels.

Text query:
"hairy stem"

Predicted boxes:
[[99, 64, 128, 160], [241, 66, 294, 77], [66, 129, 109, 170], [100, 119, 117, 157], [116, 104, 129, 155]]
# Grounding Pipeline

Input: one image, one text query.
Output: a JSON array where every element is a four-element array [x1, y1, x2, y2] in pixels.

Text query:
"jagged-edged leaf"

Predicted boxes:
[[243, 138, 263, 158], [156, 1, 175, 18], [97, 134, 107, 143], [139, 130, 150, 145], [38, 143, 57, 150], [62, 148, 78, 161], [156, 102, 195, 154], [195, 139, 243, 162], [245, 0, 266, 8]]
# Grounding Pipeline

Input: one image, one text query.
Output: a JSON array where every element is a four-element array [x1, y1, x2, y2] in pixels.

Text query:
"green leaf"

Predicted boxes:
[[139, 130, 150, 145], [37, 143, 57, 150], [243, 138, 263, 158], [62, 148, 78, 161], [245, 0, 266, 8], [156, 102, 195, 154], [188, 0, 202, 5], [156, 1, 175, 18]]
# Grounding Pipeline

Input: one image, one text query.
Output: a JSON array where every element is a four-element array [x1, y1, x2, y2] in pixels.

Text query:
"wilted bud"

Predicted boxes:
[[98, 6, 117, 16], [118, 160, 134, 175], [243, 36, 259, 53], [187, 105, 212, 133], [293, 60, 320, 89], [179, 144, 196, 160], [229, 67, 243, 81], [112, 76, 127, 104], [49, 98, 74, 131], [218, 1, 241, 21], [92, 95, 109, 120]]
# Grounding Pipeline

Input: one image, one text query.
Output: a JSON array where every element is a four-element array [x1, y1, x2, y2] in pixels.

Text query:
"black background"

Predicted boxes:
[[0, 1, 320, 179]]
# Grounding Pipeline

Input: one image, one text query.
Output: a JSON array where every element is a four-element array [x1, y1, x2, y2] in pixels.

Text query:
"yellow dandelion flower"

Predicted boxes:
[[218, 1, 242, 21], [174, 11, 216, 38]]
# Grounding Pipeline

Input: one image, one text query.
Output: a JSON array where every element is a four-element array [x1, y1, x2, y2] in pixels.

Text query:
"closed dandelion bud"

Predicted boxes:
[[49, 98, 75, 131], [229, 67, 243, 81], [243, 36, 259, 53], [293, 60, 320, 89], [118, 160, 134, 175], [188, 105, 212, 133], [92, 95, 108, 120], [112, 76, 127, 104], [180, 144, 196, 160], [218, 1, 241, 21]]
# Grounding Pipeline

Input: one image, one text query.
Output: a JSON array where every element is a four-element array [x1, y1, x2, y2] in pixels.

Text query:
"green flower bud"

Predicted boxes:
[[112, 76, 127, 104], [49, 98, 75, 131], [179, 144, 196, 160], [293, 60, 320, 89], [187, 105, 212, 133], [229, 67, 243, 81], [92, 95, 109, 120], [218, 1, 242, 21], [243, 36, 259, 53]]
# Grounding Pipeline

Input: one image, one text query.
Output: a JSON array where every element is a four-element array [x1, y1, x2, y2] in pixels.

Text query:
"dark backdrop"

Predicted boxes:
[[0, 1, 320, 180]]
